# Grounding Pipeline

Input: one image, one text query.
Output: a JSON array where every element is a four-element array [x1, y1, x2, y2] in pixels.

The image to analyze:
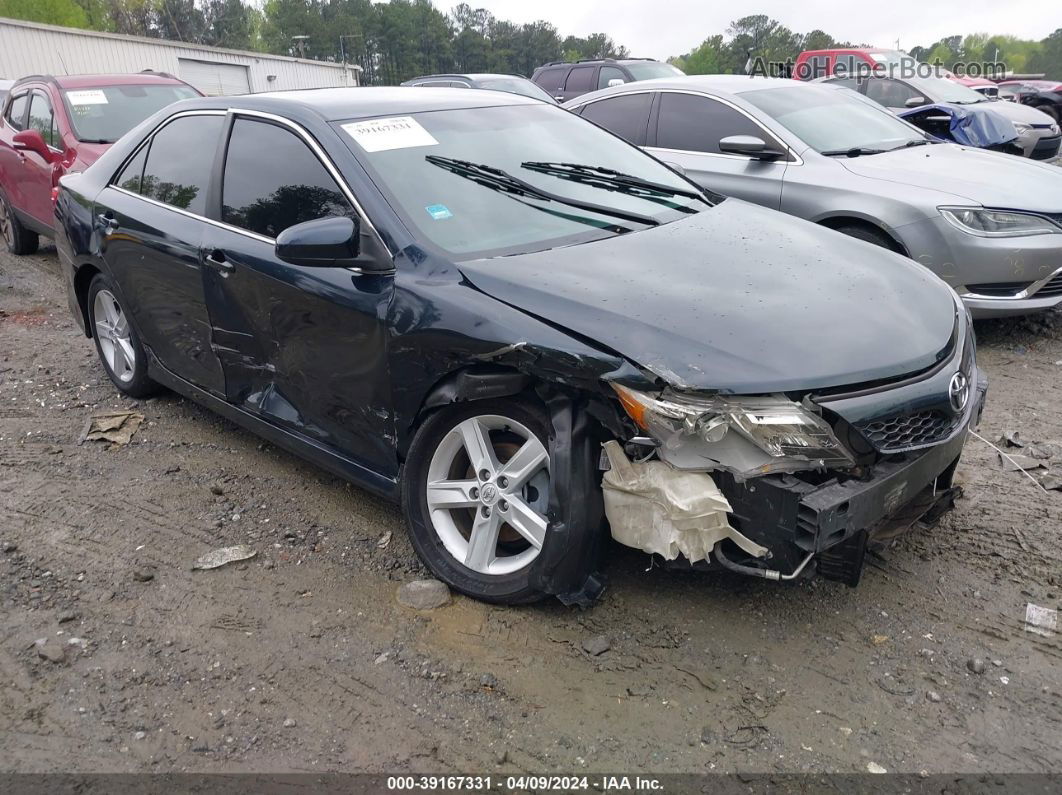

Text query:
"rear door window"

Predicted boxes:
[[533, 67, 566, 91], [221, 117, 354, 239], [137, 114, 224, 215], [580, 93, 653, 145], [565, 67, 595, 93], [654, 92, 772, 154], [865, 78, 923, 108], [28, 92, 59, 149], [5, 92, 28, 130]]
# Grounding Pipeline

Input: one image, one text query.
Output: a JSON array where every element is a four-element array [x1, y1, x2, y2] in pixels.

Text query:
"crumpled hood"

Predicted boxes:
[[840, 144, 1062, 210], [458, 200, 957, 393]]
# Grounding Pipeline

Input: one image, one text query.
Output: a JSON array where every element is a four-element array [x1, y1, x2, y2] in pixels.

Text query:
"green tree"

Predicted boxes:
[[0, 0, 89, 28]]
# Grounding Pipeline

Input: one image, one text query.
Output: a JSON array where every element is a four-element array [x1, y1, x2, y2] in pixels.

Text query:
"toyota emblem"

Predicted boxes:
[[948, 372, 970, 413]]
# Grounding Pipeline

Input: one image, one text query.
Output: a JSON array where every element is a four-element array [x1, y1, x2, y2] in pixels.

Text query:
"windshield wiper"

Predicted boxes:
[[820, 147, 887, 158], [521, 161, 709, 204], [426, 156, 660, 228], [898, 139, 933, 149]]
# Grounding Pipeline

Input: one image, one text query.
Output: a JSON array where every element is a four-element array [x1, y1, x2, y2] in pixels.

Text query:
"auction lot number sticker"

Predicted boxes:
[[342, 116, 439, 152]]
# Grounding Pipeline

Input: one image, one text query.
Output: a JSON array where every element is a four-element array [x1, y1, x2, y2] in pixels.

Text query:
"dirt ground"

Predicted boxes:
[[1, 241, 1060, 777]]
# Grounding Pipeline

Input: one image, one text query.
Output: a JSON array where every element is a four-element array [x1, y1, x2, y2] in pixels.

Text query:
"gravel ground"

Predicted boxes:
[[1, 243, 1060, 775]]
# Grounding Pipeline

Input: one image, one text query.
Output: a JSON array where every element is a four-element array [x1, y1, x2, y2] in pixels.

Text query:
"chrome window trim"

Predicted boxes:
[[105, 107, 394, 263], [960, 265, 1062, 301], [571, 88, 803, 165], [29, 89, 63, 154]]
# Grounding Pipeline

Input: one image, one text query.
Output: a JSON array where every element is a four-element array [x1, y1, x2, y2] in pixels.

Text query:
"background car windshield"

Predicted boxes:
[[62, 84, 200, 142], [477, 78, 555, 102], [745, 86, 923, 152], [912, 76, 987, 104], [340, 104, 707, 258], [625, 62, 686, 80]]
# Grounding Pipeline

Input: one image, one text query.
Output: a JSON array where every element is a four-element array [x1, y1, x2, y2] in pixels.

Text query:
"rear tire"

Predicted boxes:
[[0, 191, 39, 256], [87, 273, 157, 399], [402, 398, 557, 605]]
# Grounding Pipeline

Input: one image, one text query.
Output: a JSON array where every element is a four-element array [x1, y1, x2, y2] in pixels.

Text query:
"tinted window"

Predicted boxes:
[[826, 77, 862, 91], [598, 66, 627, 90], [140, 115, 223, 215], [222, 118, 354, 239], [533, 67, 566, 90], [114, 145, 148, 194], [28, 92, 59, 149], [624, 62, 685, 80], [655, 93, 766, 154], [565, 67, 595, 92], [6, 92, 28, 130], [865, 78, 923, 107], [581, 93, 653, 145]]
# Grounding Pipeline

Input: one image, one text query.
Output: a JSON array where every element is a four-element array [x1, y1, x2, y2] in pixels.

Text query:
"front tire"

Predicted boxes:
[[833, 223, 901, 253], [87, 273, 157, 398], [402, 398, 556, 605], [0, 191, 39, 256]]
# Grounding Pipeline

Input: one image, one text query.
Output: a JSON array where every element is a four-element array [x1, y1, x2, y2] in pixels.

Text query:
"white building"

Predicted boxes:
[[0, 17, 360, 95]]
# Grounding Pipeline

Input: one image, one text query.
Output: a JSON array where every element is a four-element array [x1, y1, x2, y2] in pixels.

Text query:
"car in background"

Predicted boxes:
[[999, 79, 1062, 94], [0, 72, 200, 254], [55, 87, 982, 603], [531, 58, 684, 103], [820, 73, 1060, 159], [565, 76, 1062, 317], [401, 73, 557, 103], [997, 81, 1062, 123], [793, 48, 914, 81]]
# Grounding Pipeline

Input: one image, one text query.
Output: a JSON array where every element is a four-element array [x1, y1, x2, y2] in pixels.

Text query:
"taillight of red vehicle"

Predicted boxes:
[[51, 187, 60, 207]]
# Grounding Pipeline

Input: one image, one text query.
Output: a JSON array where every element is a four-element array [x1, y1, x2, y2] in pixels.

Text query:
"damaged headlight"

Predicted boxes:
[[612, 384, 855, 477], [939, 207, 1060, 238]]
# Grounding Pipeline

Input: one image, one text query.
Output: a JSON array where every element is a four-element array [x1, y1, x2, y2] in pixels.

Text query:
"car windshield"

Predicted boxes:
[[625, 62, 686, 80], [911, 76, 987, 104], [744, 86, 927, 154], [338, 104, 709, 259], [61, 84, 200, 142], [477, 78, 556, 103]]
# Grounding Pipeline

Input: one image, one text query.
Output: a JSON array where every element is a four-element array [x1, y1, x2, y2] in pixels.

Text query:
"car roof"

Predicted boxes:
[[13, 73, 188, 89], [407, 74, 526, 82], [567, 74, 829, 103], [177, 86, 540, 122]]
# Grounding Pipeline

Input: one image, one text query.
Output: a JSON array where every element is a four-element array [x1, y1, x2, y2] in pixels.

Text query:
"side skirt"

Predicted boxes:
[[147, 354, 400, 503]]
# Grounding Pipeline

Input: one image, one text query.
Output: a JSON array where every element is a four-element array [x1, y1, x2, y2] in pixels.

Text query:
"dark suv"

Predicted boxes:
[[531, 58, 684, 103]]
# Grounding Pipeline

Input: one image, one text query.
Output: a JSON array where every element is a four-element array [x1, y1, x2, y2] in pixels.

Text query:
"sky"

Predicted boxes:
[[442, 1, 1058, 60]]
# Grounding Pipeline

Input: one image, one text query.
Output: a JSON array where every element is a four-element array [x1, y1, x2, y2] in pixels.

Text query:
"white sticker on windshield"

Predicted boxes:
[[66, 90, 109, 105], [341, 116, 438, 152]]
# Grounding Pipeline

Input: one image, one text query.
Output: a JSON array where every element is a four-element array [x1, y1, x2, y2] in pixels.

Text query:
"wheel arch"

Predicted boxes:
[[815, 214, 909, 256], [73, 261, 103, 338]]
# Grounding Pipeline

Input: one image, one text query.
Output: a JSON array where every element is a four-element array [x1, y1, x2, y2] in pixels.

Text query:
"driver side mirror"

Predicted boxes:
[[904, 96, 928, 108], [607, 78, 626, 88], [718, 135, 784, 160], [13, 130, 59, 163], [275, 216, 361, 267]]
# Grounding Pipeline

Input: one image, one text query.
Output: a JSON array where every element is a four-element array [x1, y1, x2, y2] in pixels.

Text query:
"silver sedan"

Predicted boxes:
[[565, 76, 1062, 317]]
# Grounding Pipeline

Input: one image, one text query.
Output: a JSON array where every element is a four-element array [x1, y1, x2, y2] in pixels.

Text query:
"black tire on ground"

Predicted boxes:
[[832, 223, 901, 253], [0, 191, 40, 256], [87, 273, 158, 399], [401, 397, 556, 605]]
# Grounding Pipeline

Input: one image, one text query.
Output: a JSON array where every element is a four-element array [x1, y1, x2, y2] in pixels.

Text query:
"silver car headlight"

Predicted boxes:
[[939, 207, 1060, 238], [612, 384, 855, 475]]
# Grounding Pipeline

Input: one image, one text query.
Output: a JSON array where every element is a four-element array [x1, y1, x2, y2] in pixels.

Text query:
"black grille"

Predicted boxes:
[[1033, 272, 1062, 298], [855, 410, 960, 453], [1031, 134, 1061, 160]]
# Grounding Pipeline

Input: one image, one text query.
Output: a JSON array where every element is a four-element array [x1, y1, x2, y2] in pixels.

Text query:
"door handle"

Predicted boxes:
[[204, 249, 234, 273], [97, 213, 119, 231]]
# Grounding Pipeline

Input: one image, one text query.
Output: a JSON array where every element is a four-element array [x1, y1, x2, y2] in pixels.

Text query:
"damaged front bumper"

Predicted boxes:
[[604, 368, 988, 585]]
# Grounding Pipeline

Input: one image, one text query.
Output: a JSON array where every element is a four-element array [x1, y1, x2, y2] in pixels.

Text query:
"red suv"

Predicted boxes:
[[0, 72, 199, 255]]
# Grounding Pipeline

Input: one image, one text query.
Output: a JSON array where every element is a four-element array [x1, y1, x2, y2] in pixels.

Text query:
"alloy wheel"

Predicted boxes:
[[0, 196, 12, 248], [425, 414, 550, 575], [93, 289, 136, 383]]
